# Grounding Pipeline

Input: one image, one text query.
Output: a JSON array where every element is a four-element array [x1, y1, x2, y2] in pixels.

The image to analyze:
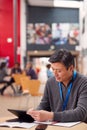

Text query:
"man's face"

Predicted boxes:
[[15, 64, 19, 68], [51, 62, 73, 83]]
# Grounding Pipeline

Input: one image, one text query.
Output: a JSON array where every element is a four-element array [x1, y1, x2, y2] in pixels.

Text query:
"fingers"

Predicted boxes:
[[27, 108, 34, 114], [27, 109, 51, 122], [27, 108, 40, 120], [27, 109, 38, 115]]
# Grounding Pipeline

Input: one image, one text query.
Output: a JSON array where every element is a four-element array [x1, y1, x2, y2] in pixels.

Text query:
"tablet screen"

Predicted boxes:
[[8, 109, 34, 123]]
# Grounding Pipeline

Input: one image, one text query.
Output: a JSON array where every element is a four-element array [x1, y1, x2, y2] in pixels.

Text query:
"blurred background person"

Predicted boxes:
[[11, 62, 22, 76], [0, 62, 15, 95], [10, 62, 23, 93], [25, 62, 38, 79], [10, 62, 22, 86], [46, 63, 54, 78]]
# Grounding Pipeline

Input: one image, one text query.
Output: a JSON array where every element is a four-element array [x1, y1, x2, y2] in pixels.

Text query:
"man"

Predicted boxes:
[[46, 64, 54, 78], [27, 49, 87, 123], [25, 62, 38, 79], [11, 62, 22, 75], [0, 62, 16, 95]]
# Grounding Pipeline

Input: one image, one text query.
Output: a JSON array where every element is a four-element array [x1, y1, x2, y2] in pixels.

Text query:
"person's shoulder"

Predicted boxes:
[[18, 67, 21, 70], [47, 76, 56, 83], [31, 68, 36, 73], [11, 68, 15, 72], [11, 67, 15, 70], [76, 72, 87, 83], [77, 72, 87, 78], [45, 76, 57, 90]]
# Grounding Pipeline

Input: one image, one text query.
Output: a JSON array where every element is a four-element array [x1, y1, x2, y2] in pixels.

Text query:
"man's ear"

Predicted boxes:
[[69, 65, 74, 73]]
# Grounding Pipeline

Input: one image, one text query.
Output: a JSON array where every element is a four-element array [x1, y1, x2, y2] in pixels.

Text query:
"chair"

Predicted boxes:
[[20, 77, 43, 108], [12, 74, 28, 95], [12, 74, 24, 86], [20, 76, 30, 93]]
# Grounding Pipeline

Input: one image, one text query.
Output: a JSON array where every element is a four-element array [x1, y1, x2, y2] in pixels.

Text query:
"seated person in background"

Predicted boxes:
[[27, 49, 87, 123], [25, 62, 38, 79], [11, 62, 22, 76], [10, 62, 22, 81], [46, 63, 54, 78], [0, 62, 15, 95], [10, 62, 23, 93]]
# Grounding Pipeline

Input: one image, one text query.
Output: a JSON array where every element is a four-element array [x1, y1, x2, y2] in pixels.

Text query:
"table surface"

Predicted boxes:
[[0, 117, 87, 130]]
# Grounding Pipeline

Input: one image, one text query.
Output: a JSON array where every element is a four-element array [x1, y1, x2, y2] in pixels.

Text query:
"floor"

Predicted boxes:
[[0, 84, 44, 118]]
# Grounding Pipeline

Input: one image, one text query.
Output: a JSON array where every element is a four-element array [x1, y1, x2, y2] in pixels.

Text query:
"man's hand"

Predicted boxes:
[[27, 109, 53, 122]]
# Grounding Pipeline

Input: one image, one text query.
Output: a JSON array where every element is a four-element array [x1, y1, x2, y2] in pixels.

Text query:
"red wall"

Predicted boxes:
[[0, 0, 20, 67]]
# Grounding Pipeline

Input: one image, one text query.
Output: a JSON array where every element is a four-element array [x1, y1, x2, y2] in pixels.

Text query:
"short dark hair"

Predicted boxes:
[[46, 64, 51, 69], [49, 49, 75, 69], [15, 62, 20, 66]]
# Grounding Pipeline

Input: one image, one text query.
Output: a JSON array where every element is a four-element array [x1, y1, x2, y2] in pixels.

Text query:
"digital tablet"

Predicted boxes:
[[8, 109, 34, 123]]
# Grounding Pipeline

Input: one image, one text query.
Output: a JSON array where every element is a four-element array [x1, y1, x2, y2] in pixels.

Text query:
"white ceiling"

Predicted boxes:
[[27, 0, 82, 8], [27, 0, 54, 7]]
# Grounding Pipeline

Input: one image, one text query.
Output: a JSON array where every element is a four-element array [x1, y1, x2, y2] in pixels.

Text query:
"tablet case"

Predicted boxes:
[[8, 109, 34, 123]]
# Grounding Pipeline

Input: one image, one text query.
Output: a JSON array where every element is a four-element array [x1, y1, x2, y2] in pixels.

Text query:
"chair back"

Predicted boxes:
[[20, 76, 30, 92], [12, 74, 26, 86], [28, 80, 41, 95], [20, 77, 41, 96]]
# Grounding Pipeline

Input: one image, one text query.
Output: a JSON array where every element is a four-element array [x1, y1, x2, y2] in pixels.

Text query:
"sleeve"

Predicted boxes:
[[53, 83, 87, 122], [36, 81, 51, 111]]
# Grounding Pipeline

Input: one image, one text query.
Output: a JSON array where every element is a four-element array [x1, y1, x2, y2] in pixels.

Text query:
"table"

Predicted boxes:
[[0, 117, 87, 130]]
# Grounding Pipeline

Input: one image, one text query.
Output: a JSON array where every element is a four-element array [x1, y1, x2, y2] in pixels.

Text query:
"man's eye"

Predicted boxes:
[[52, 69, 58, 71], [52, 69, 61, 73]]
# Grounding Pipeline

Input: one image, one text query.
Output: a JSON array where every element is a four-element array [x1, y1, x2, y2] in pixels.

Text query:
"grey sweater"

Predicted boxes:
[[37, 72, 87, 122]]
